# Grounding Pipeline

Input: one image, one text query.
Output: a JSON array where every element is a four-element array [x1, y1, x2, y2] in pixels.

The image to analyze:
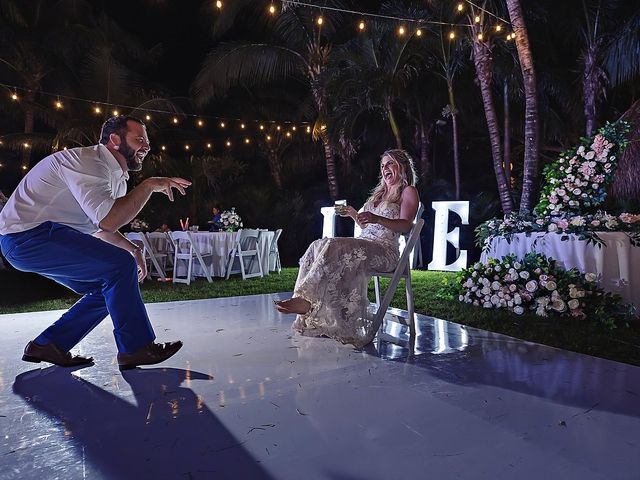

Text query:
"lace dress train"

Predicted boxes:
[[291, 201, 401, 348]]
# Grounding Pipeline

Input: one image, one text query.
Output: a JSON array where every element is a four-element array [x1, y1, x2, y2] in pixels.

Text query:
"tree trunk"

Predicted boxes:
[[470, 35, 514, 214], [420, 122, 433, 185], [503, 82, 512, 192], [319, 130, 339, 200], [267, 149, 283, 190], [447, 85, 461, 200], [583, 42, 598, 137], [506, 0, 539, 214], [23, 89, 36, 134], [387, 97, 403, 149]]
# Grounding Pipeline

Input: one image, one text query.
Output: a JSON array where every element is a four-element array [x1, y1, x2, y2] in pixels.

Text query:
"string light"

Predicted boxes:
[[478, 33, 484, 40], [215, 0, 222, 9], [23, 143, 30, 148], [197, 119, 204, 127], [22, 165, 28, 170], [94, 106, 102, 114], [55, 99, 63, 109], [240, 123, 245, 129], [292, 126, 297, 131], [449, 31, 456, 39], [185, 144, 190, 150], [506, 33, 511, 40], [268, 3, 276, 14], [358, 20, 365, 31], [206, 143, 212, 149], [317, 16, 323, 26], [285, 132, 291, 138], [398, 26, 406, 36], [11, 92, 18, 101], [266, 135, 272, 141], [495, 24, 502, 32], [220, 121, 225, 128], [226, 140, 231, 147], [244, 138, 250, 144], [474, 15, 481, 23], [306, 126, 311, 133], [172, 117, 179, 124], [113, 109, 119, 116], [259, 124, 264, 130], [161, 145, 166, 151], [457, 3, 464, 12], [276, 125, 281, 131], [416, 28, 423, 37]]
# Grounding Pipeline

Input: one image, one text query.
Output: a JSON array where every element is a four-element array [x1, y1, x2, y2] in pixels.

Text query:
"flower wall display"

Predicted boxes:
[[535, 121, 630, 217], [219, 207, 243, 232], [130, 218, 149, 231], [456, 253, 633, 328], [476, 120, 637, 249]]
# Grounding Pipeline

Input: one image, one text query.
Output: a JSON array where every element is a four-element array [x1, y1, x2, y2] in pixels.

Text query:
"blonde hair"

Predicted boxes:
[[366, 149, 417, 207]]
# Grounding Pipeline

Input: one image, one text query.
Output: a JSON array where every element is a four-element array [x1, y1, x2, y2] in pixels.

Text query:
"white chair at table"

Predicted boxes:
[[225, 229, 264, 280], [146, 231, 174, 269], [170, 231, 213, 285], [269, 229, 283, 274], [126, 232, 169, 281]]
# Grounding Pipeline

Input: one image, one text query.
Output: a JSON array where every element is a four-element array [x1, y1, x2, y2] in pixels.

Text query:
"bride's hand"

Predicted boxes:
[[357, 211, 379, 226], [338, 205, 358, 218]]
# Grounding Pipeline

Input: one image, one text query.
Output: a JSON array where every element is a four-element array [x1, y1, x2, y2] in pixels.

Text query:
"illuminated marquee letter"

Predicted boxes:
[[428, 201, 469, 271]]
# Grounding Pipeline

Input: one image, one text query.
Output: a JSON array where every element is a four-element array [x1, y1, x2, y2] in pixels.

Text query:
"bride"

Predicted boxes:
[[274, 149, 419, 348]]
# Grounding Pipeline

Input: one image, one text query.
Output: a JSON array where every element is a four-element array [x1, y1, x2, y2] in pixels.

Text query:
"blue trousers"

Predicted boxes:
[[0, 222, 155, 353]]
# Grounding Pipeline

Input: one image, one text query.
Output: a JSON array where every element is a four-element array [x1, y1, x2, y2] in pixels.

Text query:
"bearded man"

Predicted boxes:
[[0, 116, 191, 371]]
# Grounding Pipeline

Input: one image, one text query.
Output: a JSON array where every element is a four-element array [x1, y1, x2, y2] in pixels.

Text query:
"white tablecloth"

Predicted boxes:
[[481, 232, 640, 307], [141, 230, 275, 278]]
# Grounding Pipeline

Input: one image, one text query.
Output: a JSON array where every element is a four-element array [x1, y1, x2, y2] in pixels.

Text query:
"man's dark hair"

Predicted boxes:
[[99, 115, 145, 145]]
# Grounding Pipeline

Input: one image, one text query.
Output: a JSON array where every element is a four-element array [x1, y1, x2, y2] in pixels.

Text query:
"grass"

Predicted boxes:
[[1, 267, 639, 366]]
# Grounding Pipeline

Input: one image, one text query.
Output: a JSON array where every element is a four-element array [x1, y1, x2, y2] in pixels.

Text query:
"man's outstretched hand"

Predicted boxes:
[[147, 177, 192, 201]]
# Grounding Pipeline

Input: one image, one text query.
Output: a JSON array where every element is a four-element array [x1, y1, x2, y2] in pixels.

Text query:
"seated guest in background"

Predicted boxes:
[[209, 205, 222, 232], [155, 222, 171, 233], [274, 149, 419, 348]]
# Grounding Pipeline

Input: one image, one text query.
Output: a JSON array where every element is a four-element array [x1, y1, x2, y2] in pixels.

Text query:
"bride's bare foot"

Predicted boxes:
[[273, 297, 311, 315]]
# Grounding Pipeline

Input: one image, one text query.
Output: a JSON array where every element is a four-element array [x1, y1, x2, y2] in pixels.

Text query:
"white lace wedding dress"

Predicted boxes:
[[291, 200, 401, 348]]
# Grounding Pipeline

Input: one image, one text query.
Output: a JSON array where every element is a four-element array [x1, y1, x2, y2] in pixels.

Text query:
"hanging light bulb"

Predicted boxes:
[[292, 126, 297, 131], [244, 138, 250, 144], [317, 16, 323, 26], [285, 132, 291, 138], [113, 109, 119, 116], [226, 140, 231, 147], [11, 92, 19, 101], [172, 117, 179, 124], [240, 123, 245, 129], [197, 119, 204, 127], [276, 125, 281, 131], [259, 124, 264, 130], [474, 15, 481, 23], [457, 3, 464, 12], [358, 20, 365, 31], [449, 31, 456, 40], [506, 33, 511, 40], [161, 145, 166, 151], [23, 143, 30, 148], [22, 165, 28, 170], [398, 26, 406, 36], [306, 126, 311, 133], [416, 28, 423, 37], [495, 24, 502, 32], [266, 135, 272, 141], [215, 0, 222, 9], [206, 143, 212, 149], [55, 99, 63, 109], [478, 33, 484, 40], [268, 3, 276, 14], [220, 121, 225, 128], [94, 106, 102, 114], [145, 114, 151, 121]]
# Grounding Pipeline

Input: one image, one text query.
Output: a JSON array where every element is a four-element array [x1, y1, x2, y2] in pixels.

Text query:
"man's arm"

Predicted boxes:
[[99, 177, 191, 232]]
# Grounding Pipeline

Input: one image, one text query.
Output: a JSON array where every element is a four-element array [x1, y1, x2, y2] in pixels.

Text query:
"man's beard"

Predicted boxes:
[[120, 142, 143, 171]]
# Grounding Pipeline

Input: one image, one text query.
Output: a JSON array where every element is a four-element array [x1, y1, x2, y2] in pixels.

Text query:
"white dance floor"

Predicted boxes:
[[0, 293, 639, 479]]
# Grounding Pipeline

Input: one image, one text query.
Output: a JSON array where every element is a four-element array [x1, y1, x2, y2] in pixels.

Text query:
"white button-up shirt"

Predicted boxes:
[[0, 144, 128, 235]]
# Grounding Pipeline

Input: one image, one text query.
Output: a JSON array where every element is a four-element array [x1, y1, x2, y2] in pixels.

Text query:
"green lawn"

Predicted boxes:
[[1, 268, 639, 366]]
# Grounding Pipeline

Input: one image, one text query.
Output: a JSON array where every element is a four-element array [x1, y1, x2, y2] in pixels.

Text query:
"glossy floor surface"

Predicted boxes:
[[1, 293, 639, 480]]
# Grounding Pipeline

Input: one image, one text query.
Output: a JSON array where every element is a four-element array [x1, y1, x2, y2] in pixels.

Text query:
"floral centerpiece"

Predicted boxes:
[[219, 207, 243, 232], [130, 218, 149, 232], [455, 253, 634, 328]]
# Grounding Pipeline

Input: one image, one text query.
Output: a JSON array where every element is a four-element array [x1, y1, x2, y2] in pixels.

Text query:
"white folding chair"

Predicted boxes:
[[269, 229, 283, 274], [170, 231, 213, 285], [147, 232, 174, 268], [126, 232, 170, 281], [371, 219, 425, 346], [225, 229, 264, 280]]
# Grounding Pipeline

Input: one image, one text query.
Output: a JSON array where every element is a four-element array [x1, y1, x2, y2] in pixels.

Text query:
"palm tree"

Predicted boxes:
[[505, 0, 539, 214], [192, 2, 348, 199]]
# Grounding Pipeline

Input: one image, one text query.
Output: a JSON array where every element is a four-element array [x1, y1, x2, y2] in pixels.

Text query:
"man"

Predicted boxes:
[[0, 116, 191, 370]]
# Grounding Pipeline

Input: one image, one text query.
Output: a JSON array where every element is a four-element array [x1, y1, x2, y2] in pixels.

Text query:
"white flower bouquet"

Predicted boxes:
[[455, 252, 633, 328], [219, 207, 243, 232], [130, 218, 149, 232]]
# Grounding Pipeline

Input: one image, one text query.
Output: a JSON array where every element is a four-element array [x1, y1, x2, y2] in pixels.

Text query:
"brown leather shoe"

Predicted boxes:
[[117, 341, 183, 371], [22, 341, 94, 367]]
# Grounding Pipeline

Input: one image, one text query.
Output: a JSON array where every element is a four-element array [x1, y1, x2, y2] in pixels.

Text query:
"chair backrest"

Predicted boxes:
[[126, 232, 146, 252], [270, 229, 282, 253], [237, 229, 262, 252], [146, 231, 173, 254], [169, 231, 193, 255]]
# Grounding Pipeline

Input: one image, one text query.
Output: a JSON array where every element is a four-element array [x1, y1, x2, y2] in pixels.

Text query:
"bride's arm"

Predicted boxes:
[[356, 186, 419, 234]]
